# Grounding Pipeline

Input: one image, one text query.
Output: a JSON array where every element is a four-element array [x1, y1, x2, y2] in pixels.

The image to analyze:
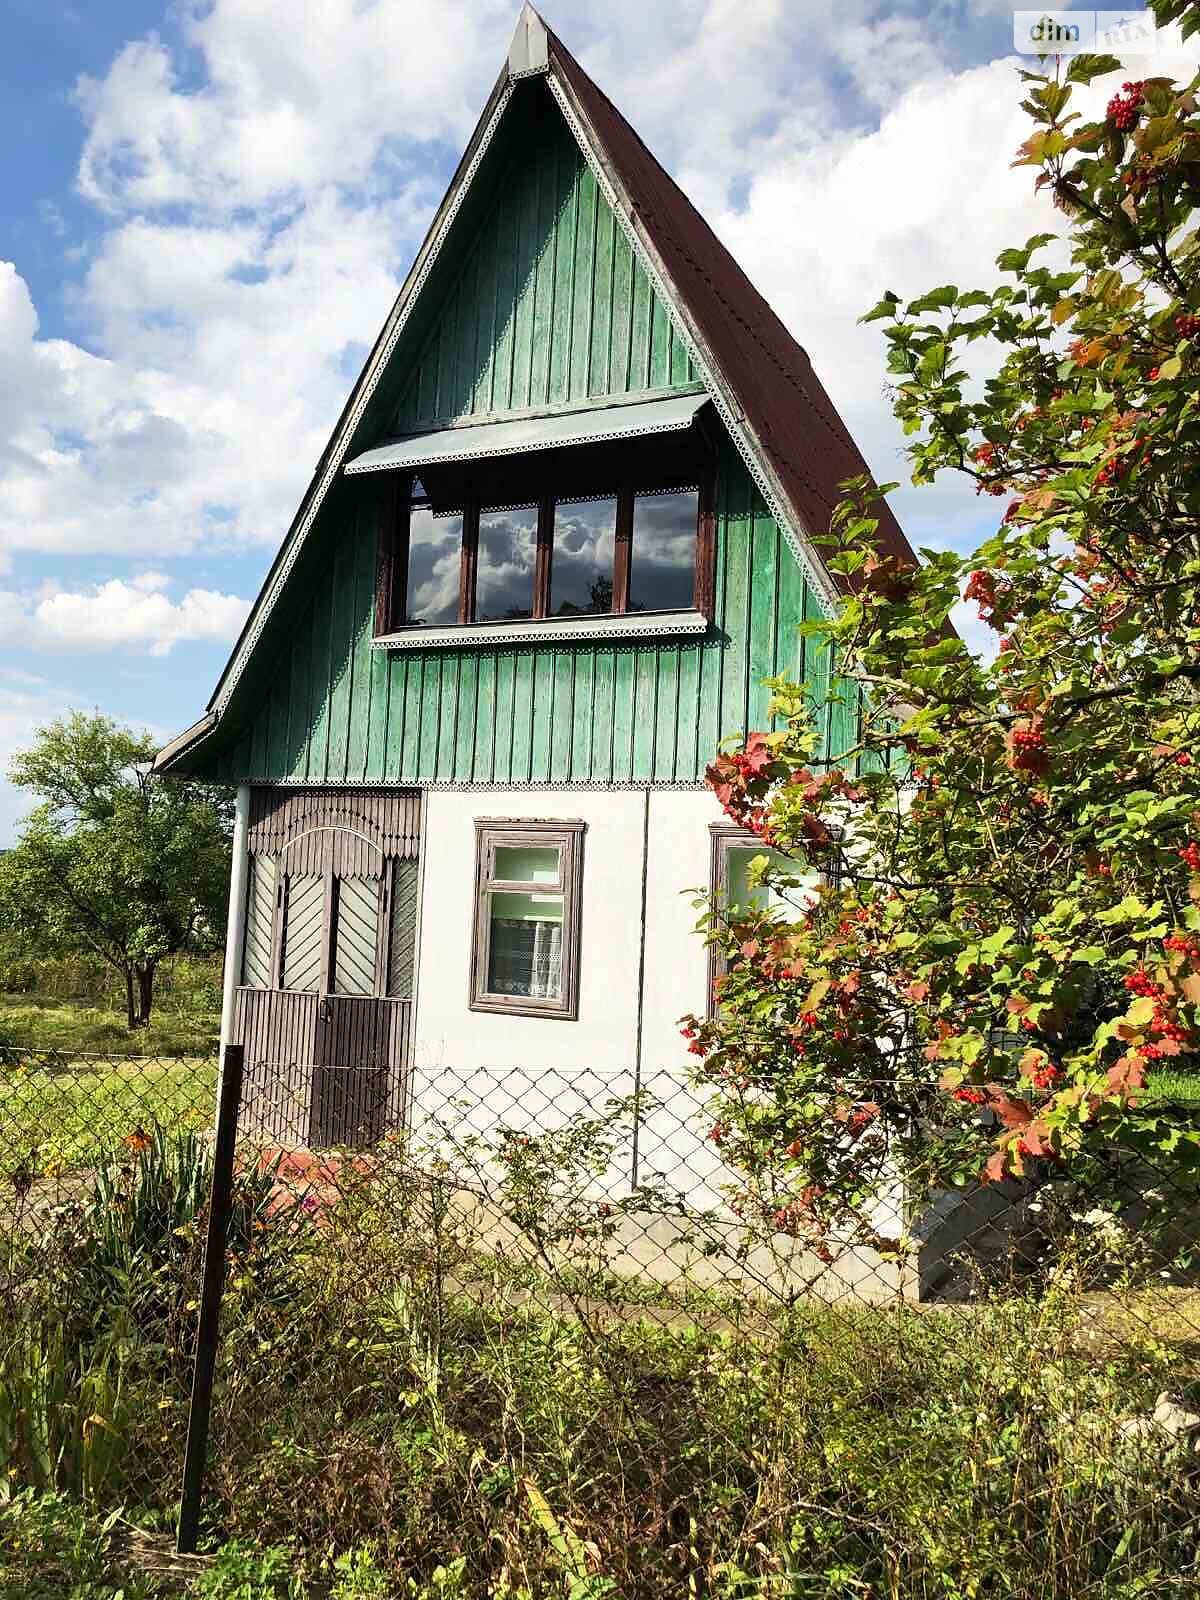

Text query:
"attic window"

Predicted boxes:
[[375, 471, 715, 641]]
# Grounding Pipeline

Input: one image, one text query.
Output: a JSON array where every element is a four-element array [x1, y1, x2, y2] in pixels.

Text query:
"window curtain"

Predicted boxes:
[[489, 917, 563, 998]]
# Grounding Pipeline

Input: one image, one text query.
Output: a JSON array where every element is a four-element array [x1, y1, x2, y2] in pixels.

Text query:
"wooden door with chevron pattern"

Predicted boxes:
[[233, 790, 421, 1150]]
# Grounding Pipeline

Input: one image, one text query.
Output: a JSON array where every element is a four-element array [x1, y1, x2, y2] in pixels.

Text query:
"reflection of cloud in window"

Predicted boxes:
[[631, 489, 697, 611], [478, 506, 537, 621], [552, 497, 616, 616], [406, 508, 462, 626]]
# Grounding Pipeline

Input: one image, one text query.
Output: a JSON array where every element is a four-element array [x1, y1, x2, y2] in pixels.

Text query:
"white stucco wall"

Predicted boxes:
[[409, 785, 724, 1192], [406, 783, 910, 1294], [411, 786, 723, 1076], [414, 787, 648, 1077]]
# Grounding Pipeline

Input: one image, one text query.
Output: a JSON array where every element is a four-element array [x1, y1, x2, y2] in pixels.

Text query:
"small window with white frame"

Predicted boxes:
[[470, 819, 585, 1018], [708, 824, 827, 1014]]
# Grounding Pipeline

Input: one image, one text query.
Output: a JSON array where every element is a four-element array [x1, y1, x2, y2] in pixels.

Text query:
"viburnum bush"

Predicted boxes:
[[681, 47, 1200, 1255]]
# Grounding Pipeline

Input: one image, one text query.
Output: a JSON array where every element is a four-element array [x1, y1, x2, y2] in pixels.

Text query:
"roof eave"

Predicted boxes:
[[153, 712, 219, 776]]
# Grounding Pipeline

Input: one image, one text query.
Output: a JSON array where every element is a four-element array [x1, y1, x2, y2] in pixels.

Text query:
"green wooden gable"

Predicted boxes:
[[158, 43, 886, 791], [394, 110, 697, 429]]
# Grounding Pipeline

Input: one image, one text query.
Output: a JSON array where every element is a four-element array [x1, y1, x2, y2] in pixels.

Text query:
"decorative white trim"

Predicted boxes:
[[210, 83, 516, 717], [373, 609, 709, 651], [545, 76, 840, 622], [228, 776, 709, 792]]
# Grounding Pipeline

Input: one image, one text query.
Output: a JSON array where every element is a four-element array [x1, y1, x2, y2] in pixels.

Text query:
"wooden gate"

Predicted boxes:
[[232, 789, 420, 1148]]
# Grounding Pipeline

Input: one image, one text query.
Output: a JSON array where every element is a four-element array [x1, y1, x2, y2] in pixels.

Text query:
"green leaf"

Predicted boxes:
[[861, 292, 902, 324], [1066, 54, 1121, 85], [907, 286, 959, 314]]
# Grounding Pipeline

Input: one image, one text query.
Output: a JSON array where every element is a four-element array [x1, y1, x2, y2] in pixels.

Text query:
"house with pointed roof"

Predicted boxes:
[[156, 7, 917, 1158]]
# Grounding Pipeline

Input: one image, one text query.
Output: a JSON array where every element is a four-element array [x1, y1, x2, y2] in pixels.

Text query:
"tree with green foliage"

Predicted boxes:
[[0, 715, 232, 1029], [681, 44, 1200, 1253]]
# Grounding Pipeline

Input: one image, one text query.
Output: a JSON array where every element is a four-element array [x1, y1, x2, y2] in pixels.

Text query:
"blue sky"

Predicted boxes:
[[0, 1, 1193, 842]]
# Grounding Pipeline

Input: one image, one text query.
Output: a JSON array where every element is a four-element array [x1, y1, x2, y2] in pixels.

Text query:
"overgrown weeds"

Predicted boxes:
[[1, 1114, 1199, 1596]]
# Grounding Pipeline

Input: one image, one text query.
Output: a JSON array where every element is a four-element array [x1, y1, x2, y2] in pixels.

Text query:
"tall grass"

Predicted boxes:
[[1, 1121, 1198, 1596]]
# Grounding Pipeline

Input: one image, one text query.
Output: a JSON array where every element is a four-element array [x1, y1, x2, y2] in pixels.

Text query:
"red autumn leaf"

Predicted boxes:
[[1107, 1055, 1148, 1095], [903, 981, 929, 1002], [982, 1148, 1012, 1185], [983, 1088, 1035, 1129], [1015, 1121, 1055, 1159], [742, 734, 775, 776]]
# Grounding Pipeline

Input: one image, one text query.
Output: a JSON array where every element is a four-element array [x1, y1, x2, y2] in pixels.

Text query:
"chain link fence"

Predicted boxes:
[[3, 1042, 1200, 1595], [0, 1046, 217, 1519]]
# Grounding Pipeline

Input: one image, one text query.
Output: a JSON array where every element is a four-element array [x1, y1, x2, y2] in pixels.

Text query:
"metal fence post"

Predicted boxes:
[[176, 1042, 245, 1555]]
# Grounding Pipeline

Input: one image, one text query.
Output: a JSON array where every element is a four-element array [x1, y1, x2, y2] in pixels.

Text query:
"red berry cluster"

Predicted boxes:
[[1009, 721, 1049, 776], [952, 1086, 987, 1107], [1028, 1062, 1062, 1092], [1154, 1012, 1190, 1045], [1180, 841, 1200, 872], [1123, 966, 1194, 1055], [1125, 967, 1164, 999], [1164, 933, 1200, 960], [1175, 313, 1200, 340], [973, 442, 997, 467], [1107, 81, 1144, 131]]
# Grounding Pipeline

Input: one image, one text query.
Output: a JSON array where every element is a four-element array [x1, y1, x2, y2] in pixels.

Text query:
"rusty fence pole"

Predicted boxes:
[[176, 1042, 245, 1554]]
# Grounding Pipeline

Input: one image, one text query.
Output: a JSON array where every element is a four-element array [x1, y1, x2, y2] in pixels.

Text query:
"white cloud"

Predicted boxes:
[[708, 43, 1197, 551], [0, 576, 250, 656], [1, 1, 1195, 597], [0, 674, 85, 844], [75, 1, 508, 215]]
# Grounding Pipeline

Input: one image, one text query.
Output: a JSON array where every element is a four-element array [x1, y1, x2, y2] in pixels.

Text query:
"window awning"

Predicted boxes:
[[344, 391, 709, 476]]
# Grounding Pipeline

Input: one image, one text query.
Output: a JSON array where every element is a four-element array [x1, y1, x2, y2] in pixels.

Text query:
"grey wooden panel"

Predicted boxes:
[[312, 995, 395, 1147], [387, 858, 419, 999], [236, 787, 421, 1150], [233, 988, 321, 1145], [241, 854, 276, 989], [281, 874, 323, 993], [248, 789, 421, 859], [333, 876, 381, 997]]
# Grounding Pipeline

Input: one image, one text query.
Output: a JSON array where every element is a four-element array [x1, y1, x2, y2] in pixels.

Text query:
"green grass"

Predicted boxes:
[[1146, 1068, 1200, 1107], [0, 955, 221, 1057], [0, 1057, 217, 1179], [0, 995, 220, 1058]]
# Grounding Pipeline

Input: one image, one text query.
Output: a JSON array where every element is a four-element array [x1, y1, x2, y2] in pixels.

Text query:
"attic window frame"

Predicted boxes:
[[374, 466, 716, 639]]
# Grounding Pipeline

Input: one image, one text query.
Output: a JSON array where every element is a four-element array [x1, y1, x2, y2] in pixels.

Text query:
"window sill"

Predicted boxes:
[[372, 608, 709, 651], [469, 995, 579, 1020]]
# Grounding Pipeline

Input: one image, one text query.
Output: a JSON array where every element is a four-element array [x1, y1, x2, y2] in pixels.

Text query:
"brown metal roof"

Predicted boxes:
[[546, 27, 918, 592]]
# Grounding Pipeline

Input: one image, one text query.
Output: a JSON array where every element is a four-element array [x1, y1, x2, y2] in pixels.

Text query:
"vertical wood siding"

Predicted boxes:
[[213, 444, 870, 787], [394, 113, 697, 428]]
